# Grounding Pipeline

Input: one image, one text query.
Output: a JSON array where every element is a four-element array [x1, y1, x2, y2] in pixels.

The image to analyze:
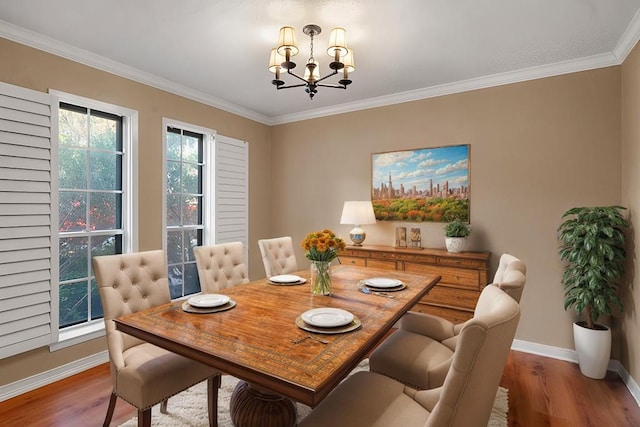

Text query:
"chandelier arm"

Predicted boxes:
[[276, 83, 308, 90], [316, 83, 347, 89]]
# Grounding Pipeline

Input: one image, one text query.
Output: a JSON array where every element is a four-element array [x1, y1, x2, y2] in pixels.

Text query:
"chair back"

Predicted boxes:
[[193, 242, 249, 292], [258, 236, 298, 277], [492, 253, 527, 302], [421, 285, 520, 427], [93, 250, 171, 371]]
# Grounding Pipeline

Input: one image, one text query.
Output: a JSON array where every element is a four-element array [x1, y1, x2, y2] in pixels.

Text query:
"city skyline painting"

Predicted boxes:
[[371, 144, 470, 223]]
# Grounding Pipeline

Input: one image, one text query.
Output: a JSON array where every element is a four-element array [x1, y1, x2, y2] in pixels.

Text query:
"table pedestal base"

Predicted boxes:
[[230, 380, 297, 427]]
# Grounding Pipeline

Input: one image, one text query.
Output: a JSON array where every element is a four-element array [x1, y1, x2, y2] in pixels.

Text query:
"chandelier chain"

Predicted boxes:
[[308, 31, 315, 63]]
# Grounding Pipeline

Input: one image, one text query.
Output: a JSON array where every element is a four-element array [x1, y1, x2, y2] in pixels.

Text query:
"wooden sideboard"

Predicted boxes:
[[338, 245, 490, 323]]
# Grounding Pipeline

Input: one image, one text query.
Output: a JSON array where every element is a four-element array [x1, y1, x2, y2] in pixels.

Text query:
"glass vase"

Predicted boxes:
[[310, 260, 332, 295]]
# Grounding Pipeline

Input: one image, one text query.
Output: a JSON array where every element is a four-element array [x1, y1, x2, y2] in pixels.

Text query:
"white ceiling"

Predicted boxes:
[[1, 0, 639, 125]]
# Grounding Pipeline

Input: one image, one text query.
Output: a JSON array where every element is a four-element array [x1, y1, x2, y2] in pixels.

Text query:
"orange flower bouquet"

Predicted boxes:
[[301, 229, 346, 295]]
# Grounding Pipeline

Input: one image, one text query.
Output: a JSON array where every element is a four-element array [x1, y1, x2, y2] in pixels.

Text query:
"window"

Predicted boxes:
[[53, 93, 137, 340], [165, 126, 205, 298], [163, 119, 248, 300]]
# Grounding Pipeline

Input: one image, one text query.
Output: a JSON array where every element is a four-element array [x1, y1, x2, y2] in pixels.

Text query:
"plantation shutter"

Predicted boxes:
[[0, 81, 53, 359], [214, 135, 248, 259]]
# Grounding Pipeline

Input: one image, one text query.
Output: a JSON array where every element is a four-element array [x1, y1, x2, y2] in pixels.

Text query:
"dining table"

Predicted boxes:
[[114, 264, 440, 427]]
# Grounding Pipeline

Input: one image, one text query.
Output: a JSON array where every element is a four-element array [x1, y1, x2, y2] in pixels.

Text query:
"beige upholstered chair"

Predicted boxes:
[[492, 252, 527, 303], [194, 242, 250, 292], [258, 236, 298, 277], [93, 250, 220, 427], [369, 253, 526, 390], [299, 285, 520, 427]]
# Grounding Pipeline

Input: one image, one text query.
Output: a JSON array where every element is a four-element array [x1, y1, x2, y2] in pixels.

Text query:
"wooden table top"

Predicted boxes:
[[114, 264, 440, 407]]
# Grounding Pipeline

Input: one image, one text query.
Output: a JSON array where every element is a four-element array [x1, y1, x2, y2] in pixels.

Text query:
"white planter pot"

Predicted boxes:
[[445, 237, 466, 253], [573, 321, 611, 379]]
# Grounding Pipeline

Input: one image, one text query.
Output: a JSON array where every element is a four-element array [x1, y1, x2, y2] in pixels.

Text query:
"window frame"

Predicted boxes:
[[49, 90, 138, 350], [162, 118, 215, 299]]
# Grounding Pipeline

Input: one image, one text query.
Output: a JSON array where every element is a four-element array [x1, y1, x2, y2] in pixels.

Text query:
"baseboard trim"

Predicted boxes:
[[512, 339, 640, 407], [0, 350, 108, 402]]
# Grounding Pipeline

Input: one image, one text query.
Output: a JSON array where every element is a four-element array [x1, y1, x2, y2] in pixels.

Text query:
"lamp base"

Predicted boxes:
[[349, 226, 366, 246]]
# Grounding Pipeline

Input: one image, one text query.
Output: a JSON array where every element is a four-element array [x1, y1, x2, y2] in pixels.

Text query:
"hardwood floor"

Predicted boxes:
[[1, 350, 639, 426]]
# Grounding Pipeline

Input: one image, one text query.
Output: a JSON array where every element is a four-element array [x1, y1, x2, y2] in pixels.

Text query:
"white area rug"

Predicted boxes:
[[119, 360, 508, 426]]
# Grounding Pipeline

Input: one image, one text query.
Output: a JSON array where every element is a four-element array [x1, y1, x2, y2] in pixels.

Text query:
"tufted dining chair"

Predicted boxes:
[[194, 242, 250, 293], [258, 236, 299, 277], [93, 249, 220, 427], [369, 253, 526, 390], [492, 252, 527, 303], [299, 285, 521, 427]]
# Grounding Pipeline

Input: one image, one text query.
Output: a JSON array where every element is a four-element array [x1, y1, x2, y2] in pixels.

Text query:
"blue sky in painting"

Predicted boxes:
[[372, 145, 469, 193]]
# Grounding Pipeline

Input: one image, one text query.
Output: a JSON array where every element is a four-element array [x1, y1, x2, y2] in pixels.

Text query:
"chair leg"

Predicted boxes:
[[160, 399, 168, 414], [137, 408, 151, 427], [103, 392, 117, 427], [208, 375, 221, 427]]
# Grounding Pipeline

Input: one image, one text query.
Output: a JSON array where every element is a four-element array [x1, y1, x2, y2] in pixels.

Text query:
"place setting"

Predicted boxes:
[[268, 274, 307, 286], [182, 293, 237, 314], [358, 277, 407, 297], [295, 307, 361, 334]]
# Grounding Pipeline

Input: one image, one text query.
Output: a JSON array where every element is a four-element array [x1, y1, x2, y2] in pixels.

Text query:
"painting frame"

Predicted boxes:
[[371, 144, 470, 223]]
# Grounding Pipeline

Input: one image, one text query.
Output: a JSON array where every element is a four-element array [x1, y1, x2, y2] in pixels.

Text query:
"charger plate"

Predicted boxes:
[[182, 299, 236, 314], [268, 278, 307, 286], [295, 316, 362, 334], [359, 281, 407, 292]]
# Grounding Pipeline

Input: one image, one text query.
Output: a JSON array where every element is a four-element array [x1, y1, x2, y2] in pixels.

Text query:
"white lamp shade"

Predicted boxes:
[[342, 48, 355, 73], [340, 201, 376, 225], [327, 27, 348, 57], [268, 48, 285, 73], [276, 26, 299, 56]]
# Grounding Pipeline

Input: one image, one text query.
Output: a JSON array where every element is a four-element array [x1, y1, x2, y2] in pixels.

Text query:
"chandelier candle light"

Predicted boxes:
[[268, 24, 354, 99], [340, 201, 377, 246]]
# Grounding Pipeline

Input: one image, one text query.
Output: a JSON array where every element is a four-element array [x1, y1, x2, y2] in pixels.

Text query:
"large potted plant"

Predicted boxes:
[[557, 206, 629, 379], [444, 219, 471, 252]]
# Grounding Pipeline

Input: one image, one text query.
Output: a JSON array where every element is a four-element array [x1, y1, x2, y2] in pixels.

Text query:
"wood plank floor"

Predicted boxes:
[[1, 350, 639, 426]]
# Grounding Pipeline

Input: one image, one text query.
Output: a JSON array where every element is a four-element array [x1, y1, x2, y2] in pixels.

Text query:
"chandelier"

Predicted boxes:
[[268, 24, 354, 99]]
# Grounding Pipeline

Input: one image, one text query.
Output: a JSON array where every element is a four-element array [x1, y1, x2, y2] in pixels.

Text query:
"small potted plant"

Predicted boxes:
[[444, 219, 471, 252], [558, 206, 628, 379]]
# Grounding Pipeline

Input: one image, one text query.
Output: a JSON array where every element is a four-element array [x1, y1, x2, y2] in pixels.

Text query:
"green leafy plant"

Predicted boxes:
[[444, 219, 471, 238], [558, 206, 628, 329]]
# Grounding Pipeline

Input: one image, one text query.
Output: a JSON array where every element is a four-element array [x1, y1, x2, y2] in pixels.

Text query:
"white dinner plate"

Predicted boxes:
[[301, 308, 354, 328], [269, 274, 304, 283], [188, 294, 230, 308], [363, 277, 403, 289]]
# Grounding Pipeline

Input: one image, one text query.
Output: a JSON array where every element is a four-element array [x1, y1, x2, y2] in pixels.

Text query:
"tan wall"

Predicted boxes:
[[621, 42, 640, 384], [0, 38, 272, 385], [271, 67, 623, 355]]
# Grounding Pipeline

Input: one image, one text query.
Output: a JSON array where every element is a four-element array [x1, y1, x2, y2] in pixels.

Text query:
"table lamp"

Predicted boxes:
[[340, 201, 376, 246]]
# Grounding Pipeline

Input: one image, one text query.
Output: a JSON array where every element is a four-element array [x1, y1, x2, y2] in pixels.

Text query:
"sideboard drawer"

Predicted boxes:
[[341, 249, 370, 258], [424, 285, 478, 310], [339, 256, 367, 267], [368, 259, 397, 269], [437, 256, 487, 269], [404, 263, 481, 289]]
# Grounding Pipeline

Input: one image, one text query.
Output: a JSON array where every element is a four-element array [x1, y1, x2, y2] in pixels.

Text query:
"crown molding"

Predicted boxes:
[[614, 8, 640, 62], [1, 18, 636, 128], [0, 20, 272, 125], [270, 52, 620, 125]]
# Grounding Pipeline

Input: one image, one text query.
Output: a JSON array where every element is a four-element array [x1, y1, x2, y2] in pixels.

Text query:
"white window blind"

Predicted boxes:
[[0, 81, 53, 359], [214, 135, 248, 253]]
